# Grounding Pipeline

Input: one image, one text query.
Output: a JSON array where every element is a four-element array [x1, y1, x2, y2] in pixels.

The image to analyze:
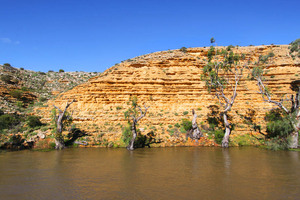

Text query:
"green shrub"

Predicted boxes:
[[59, 69, 65, 73], [122, 123, 132, 145], [180, 119, 192, 131], [180, 47, 187, 53], [174, 123, 180, 128], [214, 129, 225, 144], [9, 89, 23, 100], [183, 111, 188, 115], [265, 136, 289, 150], [0, 114, 20, 130], [116, 106, 122, 110], [0, 75, 13, 84], [27, 115, 43, 128], [265, 109, 293, 138]]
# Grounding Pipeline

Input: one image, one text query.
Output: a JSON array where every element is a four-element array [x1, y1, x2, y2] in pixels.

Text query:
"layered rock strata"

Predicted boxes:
[[37, 45, 300, 146]]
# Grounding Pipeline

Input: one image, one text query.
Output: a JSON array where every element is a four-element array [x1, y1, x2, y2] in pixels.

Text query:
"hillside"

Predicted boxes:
[[0, 64, 100, 113], [36, 44, 300, 147]]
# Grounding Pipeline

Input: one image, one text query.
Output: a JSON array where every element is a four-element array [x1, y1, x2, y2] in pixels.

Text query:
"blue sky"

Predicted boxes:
[[0, 0, 299, 72]]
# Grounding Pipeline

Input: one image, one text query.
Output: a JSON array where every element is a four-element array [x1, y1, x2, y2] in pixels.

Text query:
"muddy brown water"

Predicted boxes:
[[0, 147, 300, 200]]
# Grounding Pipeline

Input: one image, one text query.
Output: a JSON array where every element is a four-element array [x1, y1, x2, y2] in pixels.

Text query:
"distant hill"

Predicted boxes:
[[0, 64, 100, 113]]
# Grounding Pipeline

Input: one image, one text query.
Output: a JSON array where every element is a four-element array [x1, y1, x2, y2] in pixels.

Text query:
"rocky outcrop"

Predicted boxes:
[[37, 45, 300, 146]]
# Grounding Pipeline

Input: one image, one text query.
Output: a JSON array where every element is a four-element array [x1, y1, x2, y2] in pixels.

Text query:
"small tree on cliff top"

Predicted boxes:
[[202, 39, 247, 147], [124, 96, 149, 151]]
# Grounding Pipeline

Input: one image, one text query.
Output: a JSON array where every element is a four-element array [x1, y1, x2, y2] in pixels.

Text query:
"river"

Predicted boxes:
[[0, 147, 300, 200]]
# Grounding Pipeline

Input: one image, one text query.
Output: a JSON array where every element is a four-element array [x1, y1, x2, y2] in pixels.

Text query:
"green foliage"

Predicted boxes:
[[27, 115, 43, 128], [213, 129, 225, 144], [289, 38, 300, 58], [0, 114, 20, 130], [122, 123, 132, 145], [3, 63, 11, 67], [0, 75, 13, 84], [226, 45, 234, 51], [180, 119, 192, 131], [251, 66, 263, 80], [59, 69, 65, 73], [180, 47, 187, 53], [263, 109, 294, 150], [183, 111, 188, 115], [9, 89, 23, 100], [266, 119, 293, 138], [116, 106, 122, 110], [174, 123, 180, 128], [124, 96, 138, 122], [207, 46, 215, 62], [16, 101, 24, 108], [210, 37, 215, 44], [265, 136, 289, 150]]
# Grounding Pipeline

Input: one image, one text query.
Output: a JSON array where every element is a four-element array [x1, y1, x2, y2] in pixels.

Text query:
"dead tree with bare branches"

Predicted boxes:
[[252, 64, 300, 148], [186, 109, 203, 140], [126, 105, 150, 151], [53, 100, 75, 150]]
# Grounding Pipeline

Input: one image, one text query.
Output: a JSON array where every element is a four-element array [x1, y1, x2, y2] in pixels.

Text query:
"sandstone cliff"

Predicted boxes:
[[37, 45, 300, 147]]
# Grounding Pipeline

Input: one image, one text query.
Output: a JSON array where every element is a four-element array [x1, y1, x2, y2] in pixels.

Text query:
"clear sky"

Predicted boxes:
[[0, 0, 299, 72]]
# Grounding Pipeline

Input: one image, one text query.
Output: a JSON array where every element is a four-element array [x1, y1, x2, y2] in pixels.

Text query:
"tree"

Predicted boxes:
[[180, 47, 187, 53], [202, 42, 246, 147], [53, 100, 75, 149], [124, 96, 150, 150], [210, 37, 215, 44], [252, 64, 300, 148], [186, 109, 203, 140], [289, 38, 300, 59]]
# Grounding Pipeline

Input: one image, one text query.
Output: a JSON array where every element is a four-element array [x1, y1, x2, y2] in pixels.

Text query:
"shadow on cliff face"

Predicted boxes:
[[65, 127, 88, 146], [134, 131, 162, 148], [0, 134, 34, 151]]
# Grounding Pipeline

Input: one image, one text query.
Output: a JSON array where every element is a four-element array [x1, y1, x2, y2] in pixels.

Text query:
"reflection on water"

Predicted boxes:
[[0, 147, 300, 200]]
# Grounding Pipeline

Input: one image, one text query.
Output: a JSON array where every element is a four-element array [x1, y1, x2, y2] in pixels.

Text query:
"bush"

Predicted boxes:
[[265, 136, 289, 150], [27, 115, 42, 128], [183, 111, 189, 115], [174, 123, 180, 128], [180, 119, 192, 131], [214, 129, 225, 144], [0, 75, 13, 84], [0, 114, 20, 130], [9, 89, 23, 100], [59, 69, 65, 73], [265, 109, 293, 138], [266, 119, 293, 138], [180, 47, 187, 53], [122, 123, 132, 145]]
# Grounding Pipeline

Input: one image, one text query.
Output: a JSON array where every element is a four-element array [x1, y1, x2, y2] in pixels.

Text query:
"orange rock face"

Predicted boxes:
[[38, 45, 300, 146]]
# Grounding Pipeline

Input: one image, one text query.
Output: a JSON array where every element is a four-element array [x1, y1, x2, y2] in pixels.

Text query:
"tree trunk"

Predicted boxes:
[[289, 131, 298, 149], [55, 113, 65, 149], [53, 100, 74, 150], [127, 122, 137, 151], [55, 134, 65, 150], [222, 113, 231, 148], [191, 109, 203, 140]]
